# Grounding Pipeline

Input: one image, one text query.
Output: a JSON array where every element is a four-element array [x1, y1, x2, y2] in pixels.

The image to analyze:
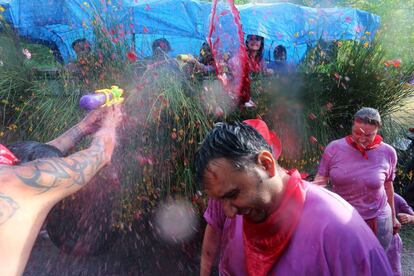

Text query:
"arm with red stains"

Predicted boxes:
[[200, 198, 226, 276], [385, 181, 400, 234], [200, 224, 221, 276], [313, 142, 335, 188], [47, 108, 107, 155]]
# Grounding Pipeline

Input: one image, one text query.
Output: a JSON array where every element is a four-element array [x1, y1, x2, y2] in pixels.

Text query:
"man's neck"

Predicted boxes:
[[267, 167, 290, 215]]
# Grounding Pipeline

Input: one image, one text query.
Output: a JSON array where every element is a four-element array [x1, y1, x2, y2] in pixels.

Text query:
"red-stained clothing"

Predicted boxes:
[[0, 144, 19, 165], [248, 56, 265, 73]]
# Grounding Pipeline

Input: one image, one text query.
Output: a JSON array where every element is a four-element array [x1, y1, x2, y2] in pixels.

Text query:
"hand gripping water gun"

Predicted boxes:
[[176, 54, 194, 62], [79, 86, 124, 110]]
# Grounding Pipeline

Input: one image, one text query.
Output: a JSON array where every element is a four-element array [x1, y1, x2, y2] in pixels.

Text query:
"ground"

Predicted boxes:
[[401, 224, 414, 276], [24, 237, 199, 276], [24, 226, 414, 276]]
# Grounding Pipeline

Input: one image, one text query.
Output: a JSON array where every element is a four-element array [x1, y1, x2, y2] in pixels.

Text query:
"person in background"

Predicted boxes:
[[245, 34, 266, 74], [387, 193, 414, 276], [196, 120, 392, 276], [314, 107, 400, 252], [180, 42, 215, 77], [151, 38, 172, 60], [267, 45, 289, 73], [0, 106, 122, 276], [66, 38, 92, 72]]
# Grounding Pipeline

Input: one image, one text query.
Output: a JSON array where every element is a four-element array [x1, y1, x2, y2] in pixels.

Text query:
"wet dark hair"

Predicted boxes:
[[245, 34, 264, 62], [273, 45, 287, 61], [194, 121, 272, 185], [151, 38, 171, 55], [7, 141, 64, 164]]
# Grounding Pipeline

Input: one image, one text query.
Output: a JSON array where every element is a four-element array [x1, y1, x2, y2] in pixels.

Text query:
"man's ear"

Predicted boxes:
[[257, 150, 276, 177]]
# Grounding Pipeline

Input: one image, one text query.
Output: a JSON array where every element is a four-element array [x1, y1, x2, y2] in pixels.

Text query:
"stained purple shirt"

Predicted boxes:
[[394, 193, 414, 215], [318, 138, 397, 220], [204, 182, 392, 275]]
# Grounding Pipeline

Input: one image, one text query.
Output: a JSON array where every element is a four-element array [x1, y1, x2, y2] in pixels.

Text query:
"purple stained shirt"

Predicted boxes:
[[204, 182, 392, 276], [394, 193, 414, 215], [318, 138, 397, 220]]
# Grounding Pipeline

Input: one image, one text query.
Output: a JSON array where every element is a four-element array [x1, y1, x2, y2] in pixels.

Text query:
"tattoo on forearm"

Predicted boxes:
[[0, 193, 19, 225], [1, 138, 106, 193], [51, 125, 85, 154], [68, 125, 85, 145]]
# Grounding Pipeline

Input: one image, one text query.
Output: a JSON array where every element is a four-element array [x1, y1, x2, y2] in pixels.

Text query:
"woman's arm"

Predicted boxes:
[[384, 181, 401, 234]]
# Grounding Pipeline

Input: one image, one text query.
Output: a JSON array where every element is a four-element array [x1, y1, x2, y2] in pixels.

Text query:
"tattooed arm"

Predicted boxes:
[[47, 108, 106, 155], [0, 193, 19, 226], [1, 106, 121, 202], [0, 106, 122, 276]]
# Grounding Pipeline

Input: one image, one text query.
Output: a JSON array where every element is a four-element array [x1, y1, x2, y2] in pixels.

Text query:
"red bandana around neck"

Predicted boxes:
[[242, 170, 306, 276], [0, 144, 19, 165], [345, 135, 383, 159]]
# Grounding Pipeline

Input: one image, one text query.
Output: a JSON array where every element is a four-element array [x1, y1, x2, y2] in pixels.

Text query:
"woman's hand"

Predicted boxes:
[[397, 213, 414, 224]]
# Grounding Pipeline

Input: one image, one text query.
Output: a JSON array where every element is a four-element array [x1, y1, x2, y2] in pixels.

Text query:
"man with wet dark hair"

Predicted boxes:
[[196, 121, 392, 276], [7, 141, 64, 164], [0, 106, 123, 276]]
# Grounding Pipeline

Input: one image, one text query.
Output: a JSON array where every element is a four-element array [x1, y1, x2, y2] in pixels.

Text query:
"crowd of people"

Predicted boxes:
[[1, 31, 413, 276], [178, 34, 290, 77], [196, 108, 413, 276]]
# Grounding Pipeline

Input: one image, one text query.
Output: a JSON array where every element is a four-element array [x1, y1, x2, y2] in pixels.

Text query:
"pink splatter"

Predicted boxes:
[[22, 48, 31, 59], [310, 136, 318, 144], [308, 113, 317, 120], [215, 106, 224, 117], [326, 102, 333, 111], [126, 51, 138, 62]]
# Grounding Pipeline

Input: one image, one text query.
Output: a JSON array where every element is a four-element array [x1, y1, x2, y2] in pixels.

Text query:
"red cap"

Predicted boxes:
[[0, 144, 19, 165], [243, 119, 282, 159]]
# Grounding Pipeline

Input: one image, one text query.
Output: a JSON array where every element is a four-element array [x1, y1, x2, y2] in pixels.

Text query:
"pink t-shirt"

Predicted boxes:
[[204, 183, 392, 275], [318, 138, 397, 220]]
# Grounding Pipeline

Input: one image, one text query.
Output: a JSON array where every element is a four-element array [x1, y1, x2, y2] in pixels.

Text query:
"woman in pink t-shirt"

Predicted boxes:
[[314, 107, 400, 251]]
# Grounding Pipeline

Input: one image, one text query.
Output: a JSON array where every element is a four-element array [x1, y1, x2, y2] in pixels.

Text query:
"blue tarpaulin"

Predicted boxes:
[[0, 0, 380, 64]]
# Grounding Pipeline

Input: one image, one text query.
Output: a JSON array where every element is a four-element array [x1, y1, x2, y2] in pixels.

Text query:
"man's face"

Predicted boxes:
[[203, 157, 275, 223], [351, 120, 378, 148]]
